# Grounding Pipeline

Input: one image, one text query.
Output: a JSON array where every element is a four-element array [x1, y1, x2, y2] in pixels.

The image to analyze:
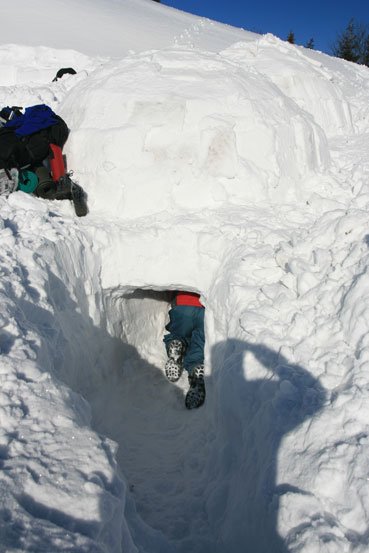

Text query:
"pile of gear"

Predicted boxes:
[[0, 103, 87, 217]]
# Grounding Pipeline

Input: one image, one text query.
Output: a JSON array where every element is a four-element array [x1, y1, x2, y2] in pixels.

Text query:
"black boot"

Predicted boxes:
[[70, 178, 88, 217], [34, 168, 88, 217], [60, 173, 88, 217], [185, 365, 206, 409], [165, 339, 185, 382]]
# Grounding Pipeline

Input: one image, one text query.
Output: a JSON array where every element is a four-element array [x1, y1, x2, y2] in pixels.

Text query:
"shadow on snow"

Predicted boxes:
[[208, 339, 327, 552]]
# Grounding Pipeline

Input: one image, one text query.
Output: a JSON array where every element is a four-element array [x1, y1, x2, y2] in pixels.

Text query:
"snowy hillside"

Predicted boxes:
[[2, 1, 369, 552], [2, 0, 257, 58]]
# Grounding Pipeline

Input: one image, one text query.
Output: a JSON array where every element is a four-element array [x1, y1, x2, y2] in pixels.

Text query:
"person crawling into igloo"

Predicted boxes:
[[164, 291, 206, 409], [0, 104, 87, 217]]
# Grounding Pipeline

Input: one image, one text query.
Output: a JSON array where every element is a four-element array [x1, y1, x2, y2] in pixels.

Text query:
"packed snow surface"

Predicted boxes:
[[2, 0, 369, 552]]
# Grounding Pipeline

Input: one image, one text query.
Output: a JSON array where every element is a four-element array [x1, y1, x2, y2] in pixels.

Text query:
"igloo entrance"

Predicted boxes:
[[85, 287, 212, 544]]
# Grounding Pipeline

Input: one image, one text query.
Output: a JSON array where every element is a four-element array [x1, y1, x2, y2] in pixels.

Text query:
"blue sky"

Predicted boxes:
[[162, 0, 369, 54]]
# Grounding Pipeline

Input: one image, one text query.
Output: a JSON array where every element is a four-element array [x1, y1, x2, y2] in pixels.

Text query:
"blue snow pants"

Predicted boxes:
[[163, 305, 205, 372]]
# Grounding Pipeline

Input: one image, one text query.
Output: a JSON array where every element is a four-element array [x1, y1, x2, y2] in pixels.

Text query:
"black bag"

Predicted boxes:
[[0, 127, 31, 169], [46, 115, 69, 149], [21, 115, 69, 165], [0, 106, 69, 170]]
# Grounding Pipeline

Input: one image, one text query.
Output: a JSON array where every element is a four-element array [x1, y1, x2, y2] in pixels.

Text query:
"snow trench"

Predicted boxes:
[[39, 234, 219, 552], [33, 228, 327, 553]]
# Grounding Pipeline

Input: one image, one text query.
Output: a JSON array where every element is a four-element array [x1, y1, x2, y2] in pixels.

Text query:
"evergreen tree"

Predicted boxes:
[[356, 22, 369, 64], [364, 34, 369, 67], [287, 31, 295, 44], [306, 38, 314, 49], [332, 18, 361, 63]]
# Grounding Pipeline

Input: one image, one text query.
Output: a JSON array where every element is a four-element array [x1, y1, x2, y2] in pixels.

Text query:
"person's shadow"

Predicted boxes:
[[208, 339, 327, 553]]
